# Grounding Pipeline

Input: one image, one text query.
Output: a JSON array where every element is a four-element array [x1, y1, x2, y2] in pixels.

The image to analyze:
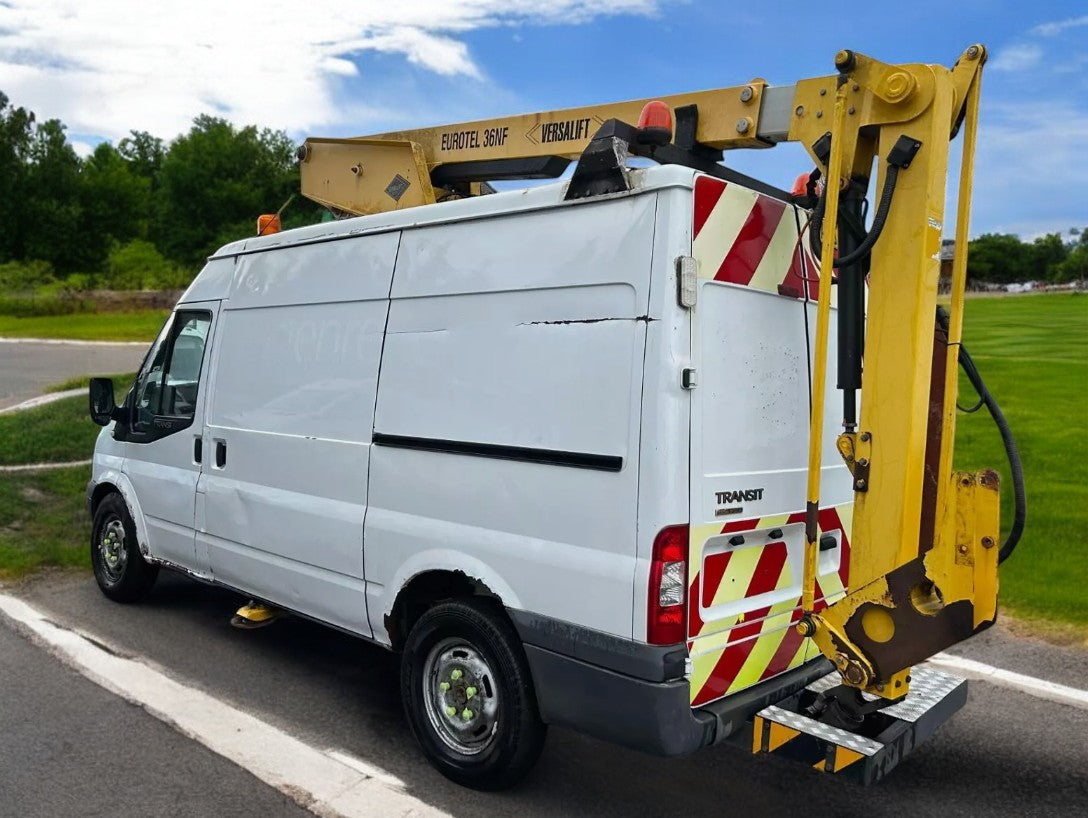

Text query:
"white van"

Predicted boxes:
[[87, 163, 853, 789]]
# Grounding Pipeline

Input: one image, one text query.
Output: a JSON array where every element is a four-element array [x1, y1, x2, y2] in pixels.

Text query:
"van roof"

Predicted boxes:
[[209, 163, 700, 261]]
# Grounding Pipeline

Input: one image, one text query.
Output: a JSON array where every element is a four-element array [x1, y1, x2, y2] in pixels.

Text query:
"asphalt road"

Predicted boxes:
[[0, 611, 313, 818], [0, 340, 147, 410], [2, 570, 1086, 818]]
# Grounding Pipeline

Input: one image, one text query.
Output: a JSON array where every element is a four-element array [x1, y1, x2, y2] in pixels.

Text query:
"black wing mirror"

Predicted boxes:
[[88, 378, 118, 426]]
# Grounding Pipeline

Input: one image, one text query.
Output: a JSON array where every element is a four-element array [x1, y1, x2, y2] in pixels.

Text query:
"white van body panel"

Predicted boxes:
[[194, 232, 400, 635], [181, 256, 236, 303], [366, 193, 659, 642], [631, 186, 694, 642]]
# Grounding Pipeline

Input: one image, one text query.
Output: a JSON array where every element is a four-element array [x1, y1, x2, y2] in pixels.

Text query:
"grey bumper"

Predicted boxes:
[[86, 479, 96, 516], [511, 610, 831, 757]]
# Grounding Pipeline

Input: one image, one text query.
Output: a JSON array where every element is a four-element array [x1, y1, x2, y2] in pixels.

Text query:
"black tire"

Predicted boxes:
[[400, 598, 546, 790], [90, 493, 159, 603]]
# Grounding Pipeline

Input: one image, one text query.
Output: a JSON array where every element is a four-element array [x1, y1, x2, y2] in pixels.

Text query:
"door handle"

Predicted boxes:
[[215, 440, 227, 469], [193, 436, 202, 464]]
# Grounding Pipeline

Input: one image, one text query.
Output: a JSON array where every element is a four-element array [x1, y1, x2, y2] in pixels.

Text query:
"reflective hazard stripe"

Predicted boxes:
[[691, 175, 821, 301], [687, 505, 851, 706]]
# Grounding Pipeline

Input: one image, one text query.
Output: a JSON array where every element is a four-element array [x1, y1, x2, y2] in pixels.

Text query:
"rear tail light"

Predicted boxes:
[[647, 524, 688, 645]]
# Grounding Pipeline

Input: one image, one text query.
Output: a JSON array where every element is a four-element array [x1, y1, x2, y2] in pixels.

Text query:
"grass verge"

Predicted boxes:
[[954, 292, 1088, 628], [0, 310, 168, 342], [45, 372, 137, 394], [0, 465, 90, 579], [0, 374, 133, 465]]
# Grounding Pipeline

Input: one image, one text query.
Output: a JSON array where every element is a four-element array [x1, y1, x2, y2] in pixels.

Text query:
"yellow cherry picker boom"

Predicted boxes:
[[289, 45, 1026, 781]]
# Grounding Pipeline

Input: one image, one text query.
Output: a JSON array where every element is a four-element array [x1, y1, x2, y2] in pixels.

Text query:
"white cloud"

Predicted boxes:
[[0, 1, 662, 141], [988, 43, 1043, 72], [1031, 15, 1088, 36], [69, 140, 96, 159], [967, 101, 1088, 238]]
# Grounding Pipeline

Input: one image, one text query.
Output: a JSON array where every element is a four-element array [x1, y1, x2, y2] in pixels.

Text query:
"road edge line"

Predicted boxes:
[[0, 388, 86, 414], [928, 652, 1088, 710], [0, 592, 446, 818]]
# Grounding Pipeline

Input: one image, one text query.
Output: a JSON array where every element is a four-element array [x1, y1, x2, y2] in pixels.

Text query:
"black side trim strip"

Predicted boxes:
[[372, 433, 622, 472]]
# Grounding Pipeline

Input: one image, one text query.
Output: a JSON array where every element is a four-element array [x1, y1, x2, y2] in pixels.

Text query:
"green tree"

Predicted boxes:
[[22, 119, 87, 273], [0, 91, 35, 262], [1029, 233, 1068, 282], [967, 233, 1031, 284], [80, 142, 152, 251], [1054, 229, 1088, 283], [153, 116, 312, 267], [118, 130, 165, 188]]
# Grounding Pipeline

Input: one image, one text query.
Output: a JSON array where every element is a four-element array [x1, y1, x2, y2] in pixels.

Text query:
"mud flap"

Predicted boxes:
[[750, 666, 966, 784]]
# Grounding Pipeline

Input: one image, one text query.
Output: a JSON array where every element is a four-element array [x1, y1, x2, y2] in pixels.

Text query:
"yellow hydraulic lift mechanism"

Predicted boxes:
[[296, 46, 1000, 705]]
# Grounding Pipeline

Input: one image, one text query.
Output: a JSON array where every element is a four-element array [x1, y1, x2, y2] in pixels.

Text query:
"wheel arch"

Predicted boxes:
[[89, 470, 153, 559], [387, 568, 513, 652]]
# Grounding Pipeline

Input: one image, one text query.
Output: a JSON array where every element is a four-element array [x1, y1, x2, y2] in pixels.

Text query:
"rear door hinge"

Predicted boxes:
[[676, 255, 697, 308], [682, 367, 698, 389]]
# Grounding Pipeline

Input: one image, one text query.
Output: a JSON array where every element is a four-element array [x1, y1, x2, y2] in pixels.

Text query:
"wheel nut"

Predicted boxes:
[[461, 709, 473, 721], [465, 686, 477, 698], [450, 669, 462, 681], [445, 706, 456, 717], [439, 682, 450, 691]]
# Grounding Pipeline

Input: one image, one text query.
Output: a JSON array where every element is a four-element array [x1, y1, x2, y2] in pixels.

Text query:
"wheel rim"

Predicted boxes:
[[422, 637, 500, 756], [98, 516, 128, 583]]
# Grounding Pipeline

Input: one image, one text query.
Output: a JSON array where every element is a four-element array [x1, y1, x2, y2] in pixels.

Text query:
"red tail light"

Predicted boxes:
[[647, 524, 688, 645]]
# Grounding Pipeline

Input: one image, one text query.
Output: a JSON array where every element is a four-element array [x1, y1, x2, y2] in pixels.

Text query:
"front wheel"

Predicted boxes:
[[91, 493, 159, 602], [400, 599, 546, 790]]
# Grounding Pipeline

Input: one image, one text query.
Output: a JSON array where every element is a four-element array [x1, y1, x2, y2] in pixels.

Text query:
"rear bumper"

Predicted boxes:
[[520, 635, 831, 757]]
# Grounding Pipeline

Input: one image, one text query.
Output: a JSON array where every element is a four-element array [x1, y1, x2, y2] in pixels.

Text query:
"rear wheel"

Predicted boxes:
[[400, 598, 546, 790], [91, 493, 159, 602]]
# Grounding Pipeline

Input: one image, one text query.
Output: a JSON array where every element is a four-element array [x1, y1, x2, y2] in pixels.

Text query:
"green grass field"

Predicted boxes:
[[0, 374, 133, 466], [0, 310, 168, 341], [954, 292, 1088, 627], [0, 465, 90, 579]]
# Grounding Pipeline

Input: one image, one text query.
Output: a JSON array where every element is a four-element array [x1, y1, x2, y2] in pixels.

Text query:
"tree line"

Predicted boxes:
[[0, 91, 322, 292], [1, 90, 1085, 293], [966, 230, 1087, 284]]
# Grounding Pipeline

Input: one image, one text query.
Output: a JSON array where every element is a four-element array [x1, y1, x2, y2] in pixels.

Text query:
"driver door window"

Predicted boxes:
[[132, 311, 212, 437]]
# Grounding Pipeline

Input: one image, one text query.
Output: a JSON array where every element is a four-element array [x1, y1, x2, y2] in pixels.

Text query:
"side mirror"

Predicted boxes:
[[89, 378, 117, 426]]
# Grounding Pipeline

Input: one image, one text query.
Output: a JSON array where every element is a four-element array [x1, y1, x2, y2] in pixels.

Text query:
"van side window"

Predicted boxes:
[[132, 311, 212, 435]]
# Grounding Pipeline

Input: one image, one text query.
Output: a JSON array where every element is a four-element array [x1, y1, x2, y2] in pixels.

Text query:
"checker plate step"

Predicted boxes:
[[751, 666, 967, 784]]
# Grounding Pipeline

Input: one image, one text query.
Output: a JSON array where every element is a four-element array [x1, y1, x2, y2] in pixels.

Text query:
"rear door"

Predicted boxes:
[[685, 176, 851, 708]]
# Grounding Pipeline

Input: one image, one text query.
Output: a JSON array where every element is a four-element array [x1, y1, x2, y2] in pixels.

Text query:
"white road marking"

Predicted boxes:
[[0, 593, 447, 818], [928, 652, 1088, 711], [0, 336, 147, 347], [0, 388, 86, 414], [0, 459, 92, 473]]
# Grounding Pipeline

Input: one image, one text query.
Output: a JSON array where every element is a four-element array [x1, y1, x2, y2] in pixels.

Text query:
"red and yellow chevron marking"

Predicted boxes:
[[687, 504, 852, 707], [691, 175, 820, 302]]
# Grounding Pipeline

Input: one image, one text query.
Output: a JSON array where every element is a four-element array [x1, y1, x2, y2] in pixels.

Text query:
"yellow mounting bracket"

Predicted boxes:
[[299, 137, 436, 215], [797, 45, 996, 700]]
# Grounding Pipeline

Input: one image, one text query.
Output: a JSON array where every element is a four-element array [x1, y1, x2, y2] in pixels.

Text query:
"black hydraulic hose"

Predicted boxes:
[[809, 165, 900, 268], [937, 306, 1026, 563]]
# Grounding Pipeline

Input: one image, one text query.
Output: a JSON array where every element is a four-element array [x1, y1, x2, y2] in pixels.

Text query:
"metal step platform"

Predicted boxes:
[[751, 666, 967, 784]]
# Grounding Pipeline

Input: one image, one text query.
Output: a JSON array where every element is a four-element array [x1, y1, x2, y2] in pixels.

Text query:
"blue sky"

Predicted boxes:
[[1, 0, 1085, 238]]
